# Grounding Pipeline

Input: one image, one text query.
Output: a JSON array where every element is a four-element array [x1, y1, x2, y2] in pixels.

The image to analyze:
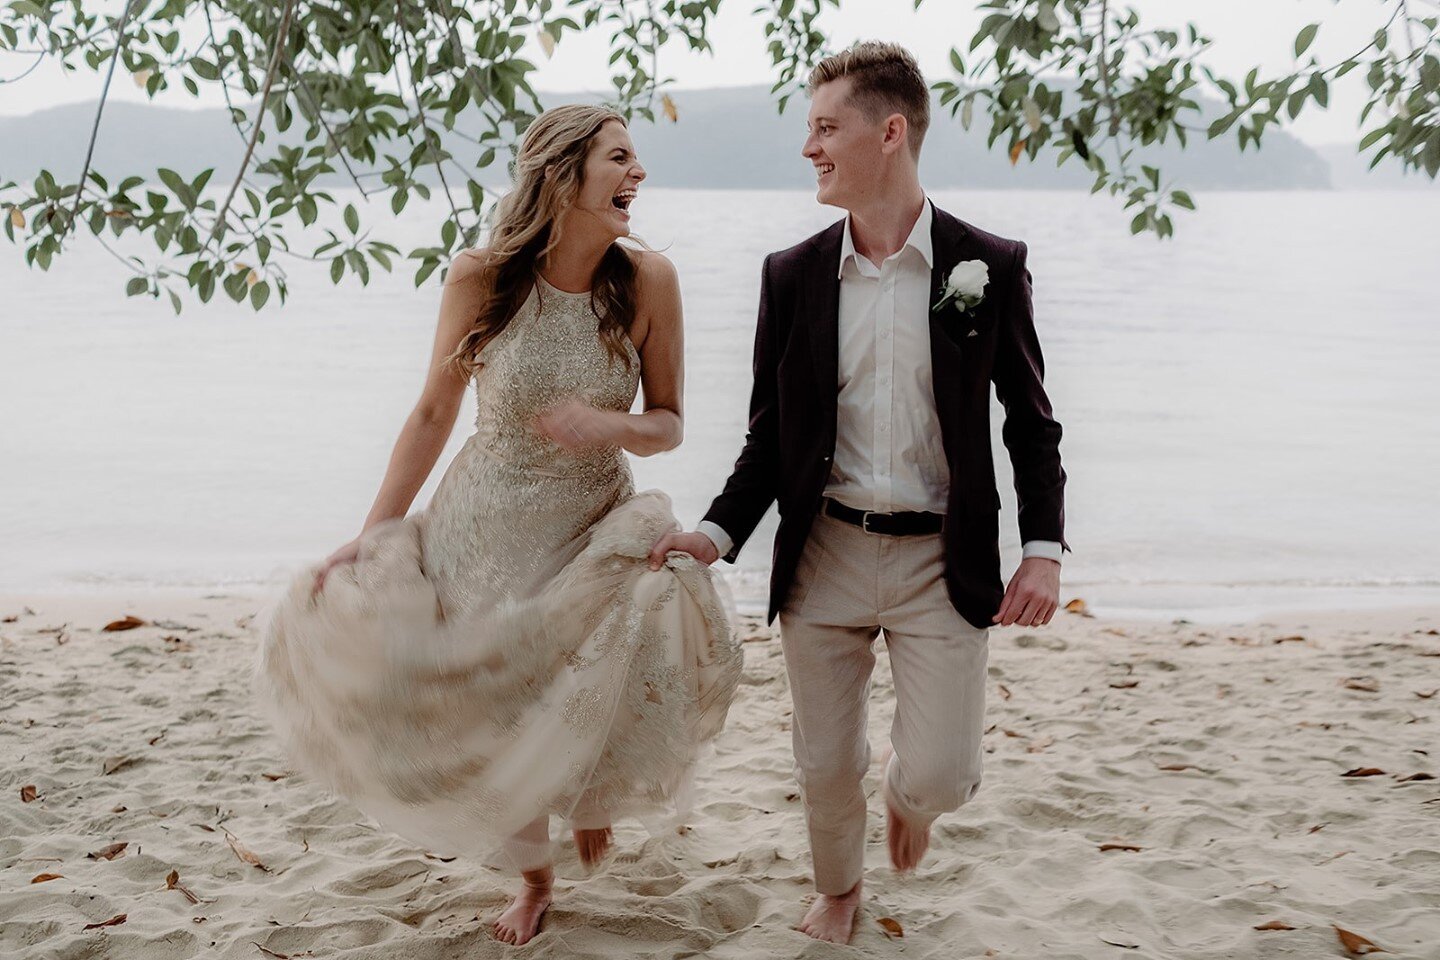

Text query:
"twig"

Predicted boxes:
[[283, 50, 370, 198], [397, 4, 462, 227], [66, 0, 143, 233], [205, 0, 298, 253]]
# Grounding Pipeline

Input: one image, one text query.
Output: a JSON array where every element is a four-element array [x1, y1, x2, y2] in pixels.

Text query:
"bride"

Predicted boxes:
[[254, 104, 742, 946]]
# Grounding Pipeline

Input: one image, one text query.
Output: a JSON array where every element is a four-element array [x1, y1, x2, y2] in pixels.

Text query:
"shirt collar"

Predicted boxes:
[[838, 198, 934, 279]]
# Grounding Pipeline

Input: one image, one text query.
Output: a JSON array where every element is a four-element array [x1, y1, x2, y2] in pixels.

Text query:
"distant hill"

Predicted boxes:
[[1315, 142, 1440, 190], [2, 85, 1415, 192]]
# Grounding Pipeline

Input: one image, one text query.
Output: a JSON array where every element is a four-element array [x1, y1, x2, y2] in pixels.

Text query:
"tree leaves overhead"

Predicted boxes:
[[930, 0, 1439, 247], [0, 0, 1436, 311]]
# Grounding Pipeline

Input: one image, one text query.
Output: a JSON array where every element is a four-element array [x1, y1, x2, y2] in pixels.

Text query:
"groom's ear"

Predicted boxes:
[[880, 113, 910, 155]]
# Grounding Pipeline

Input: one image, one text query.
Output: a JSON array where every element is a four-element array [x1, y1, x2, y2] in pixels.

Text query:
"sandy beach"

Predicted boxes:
[[1, 589, 1436, 959]]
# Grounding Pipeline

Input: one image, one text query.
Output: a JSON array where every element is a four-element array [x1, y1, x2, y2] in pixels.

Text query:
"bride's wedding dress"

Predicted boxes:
[[254, 275, 741, 865]]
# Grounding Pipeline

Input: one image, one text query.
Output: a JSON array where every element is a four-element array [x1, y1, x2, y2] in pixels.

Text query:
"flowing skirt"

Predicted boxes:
[[253, 488, 740, 866]]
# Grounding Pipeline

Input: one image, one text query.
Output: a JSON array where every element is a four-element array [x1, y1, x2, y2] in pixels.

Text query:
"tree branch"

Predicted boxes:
[[66, 0, 143, 234], [205, 0, 298, 253]]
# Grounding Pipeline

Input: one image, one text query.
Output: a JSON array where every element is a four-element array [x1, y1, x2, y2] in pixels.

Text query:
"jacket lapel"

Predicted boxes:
[[928, 205, 971, 467]]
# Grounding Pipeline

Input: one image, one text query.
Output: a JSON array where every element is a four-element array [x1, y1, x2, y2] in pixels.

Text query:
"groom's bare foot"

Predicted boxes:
[[573, 826, 612, 868], [494, 867, 553, 946], [887, 800, 930, 873], [797, 881, 862, 944]]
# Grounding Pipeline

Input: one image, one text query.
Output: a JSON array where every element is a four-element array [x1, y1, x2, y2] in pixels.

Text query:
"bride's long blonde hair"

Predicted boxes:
[[446, 105, 640, 379]]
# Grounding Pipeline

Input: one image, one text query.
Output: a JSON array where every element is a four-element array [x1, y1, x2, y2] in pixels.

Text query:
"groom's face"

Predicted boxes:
[[803, 77, 884, 211]]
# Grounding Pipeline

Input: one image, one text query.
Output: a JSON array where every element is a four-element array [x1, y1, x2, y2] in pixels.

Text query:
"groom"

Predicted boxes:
[[649, 41, 1067, 944]]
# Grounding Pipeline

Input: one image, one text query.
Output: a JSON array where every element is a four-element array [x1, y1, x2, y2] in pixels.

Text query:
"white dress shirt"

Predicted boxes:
[[701, 200, 1061, 565]]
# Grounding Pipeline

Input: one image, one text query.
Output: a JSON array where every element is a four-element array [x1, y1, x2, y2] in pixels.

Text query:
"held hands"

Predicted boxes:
[[647, 531, 721, 571], [312, 537, 362, 596], [532, 400, 628, 452], [993, 556, 1060, 627]]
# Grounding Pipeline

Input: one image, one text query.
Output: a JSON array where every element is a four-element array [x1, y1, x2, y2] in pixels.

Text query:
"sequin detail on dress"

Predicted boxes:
[[254, 276, 741, 864]]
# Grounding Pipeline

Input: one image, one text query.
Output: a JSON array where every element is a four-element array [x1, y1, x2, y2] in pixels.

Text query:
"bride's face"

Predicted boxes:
[[566, 120, 646, 241], [803, 77, 882, 210]]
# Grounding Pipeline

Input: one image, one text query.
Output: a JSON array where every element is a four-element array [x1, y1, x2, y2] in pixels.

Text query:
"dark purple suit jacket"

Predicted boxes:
[[701, 204, 1068, 629]]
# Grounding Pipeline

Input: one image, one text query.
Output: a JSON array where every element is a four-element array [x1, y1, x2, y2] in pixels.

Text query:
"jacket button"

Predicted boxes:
[[821, 455, 832, 463]]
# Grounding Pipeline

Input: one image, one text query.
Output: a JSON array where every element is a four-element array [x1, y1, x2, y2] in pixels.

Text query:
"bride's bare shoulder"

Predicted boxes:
[[628, 248, 679, 289], [445, 247, 492, 287]]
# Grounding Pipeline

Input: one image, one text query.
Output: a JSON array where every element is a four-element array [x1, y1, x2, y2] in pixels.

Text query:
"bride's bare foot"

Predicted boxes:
[[887, 799, 930, 873], [797, 881, 862, 944], [494, 867, 553, 946], [573, 826, 612, 868]]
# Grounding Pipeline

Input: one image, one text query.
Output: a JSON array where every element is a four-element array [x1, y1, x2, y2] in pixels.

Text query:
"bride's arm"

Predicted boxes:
[[357, 251, 485, 531], [623, 251, 684, 457]]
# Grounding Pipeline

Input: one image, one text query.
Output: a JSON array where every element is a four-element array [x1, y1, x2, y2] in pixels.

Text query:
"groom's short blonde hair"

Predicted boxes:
[[808, 41, 931, 157]]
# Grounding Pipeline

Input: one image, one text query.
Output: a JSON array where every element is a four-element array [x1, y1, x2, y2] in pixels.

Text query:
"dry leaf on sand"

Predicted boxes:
[[102, 615, 146, 632], [1026, 735, 1056, 753], [1109, 679, 1141, 689], [1341, 767, 1386, 778], [20, 784, 39, 802], [103, 756, 139, 776], [87, 842, 128, 861], [876, 917, 904, 938], [1342, 677, 1381, 692], [81, 914, 127, 930], [1063, 597, 1093, 617], [997, 683, 1012, 700], [1099, 842, 1143, 853], [1156, 763, 1203, 772], [1398, 773, 1435, 782], [223, 829, 270, 872], [252, 943, 315, 959], [1254, 920, 1296, 931], [30, 873, 63, 883], [165, 869, 202, 904], [1333, 925, 1385, 955]]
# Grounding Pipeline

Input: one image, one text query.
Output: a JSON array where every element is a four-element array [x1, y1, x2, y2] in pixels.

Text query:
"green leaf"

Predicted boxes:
[[1294, 23, 1319, 58], [344, 203, 359, 234], [126, 277, 148, 297], [250, 281, 270, 310], [1170, 190, 1195, 211], [1358, 127, 1389, 151], [330, 257, 344, 284], [1207, 111, 1240, 139]]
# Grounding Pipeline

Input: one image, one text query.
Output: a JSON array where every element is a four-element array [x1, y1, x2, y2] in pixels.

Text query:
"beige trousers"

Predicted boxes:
[[780, 511, 990, 895]]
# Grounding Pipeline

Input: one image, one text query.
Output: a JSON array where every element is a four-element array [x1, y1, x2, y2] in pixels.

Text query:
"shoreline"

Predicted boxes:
[[5, 578, 1440, 627]]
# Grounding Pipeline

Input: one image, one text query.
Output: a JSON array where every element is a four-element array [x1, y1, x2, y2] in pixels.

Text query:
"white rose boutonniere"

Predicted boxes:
[[932, 259, 989, 317]]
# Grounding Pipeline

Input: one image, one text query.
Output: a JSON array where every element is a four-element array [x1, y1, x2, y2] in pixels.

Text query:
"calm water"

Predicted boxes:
[[3, 189, 1438, 619]]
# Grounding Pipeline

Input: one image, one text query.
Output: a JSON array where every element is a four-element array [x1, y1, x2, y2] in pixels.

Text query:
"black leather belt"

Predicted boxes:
[[823, 498, 944, 536]]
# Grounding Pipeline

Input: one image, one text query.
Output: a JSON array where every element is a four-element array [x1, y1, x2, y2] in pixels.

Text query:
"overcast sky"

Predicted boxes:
[[0, 0, 1398, 145]]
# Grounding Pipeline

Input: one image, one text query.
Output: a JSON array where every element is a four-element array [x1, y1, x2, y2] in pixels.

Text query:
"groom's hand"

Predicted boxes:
[[993, 557, 1060, 627], [648, 532, 720, 571]]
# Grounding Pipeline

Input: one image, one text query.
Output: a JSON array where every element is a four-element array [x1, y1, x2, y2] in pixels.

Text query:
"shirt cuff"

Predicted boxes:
[[1022, 540, 1063, 563], [696, 520, 734, 559]]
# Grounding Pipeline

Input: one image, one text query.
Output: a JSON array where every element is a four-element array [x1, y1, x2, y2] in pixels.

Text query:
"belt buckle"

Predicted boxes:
[[861, 510, 878, 534]]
